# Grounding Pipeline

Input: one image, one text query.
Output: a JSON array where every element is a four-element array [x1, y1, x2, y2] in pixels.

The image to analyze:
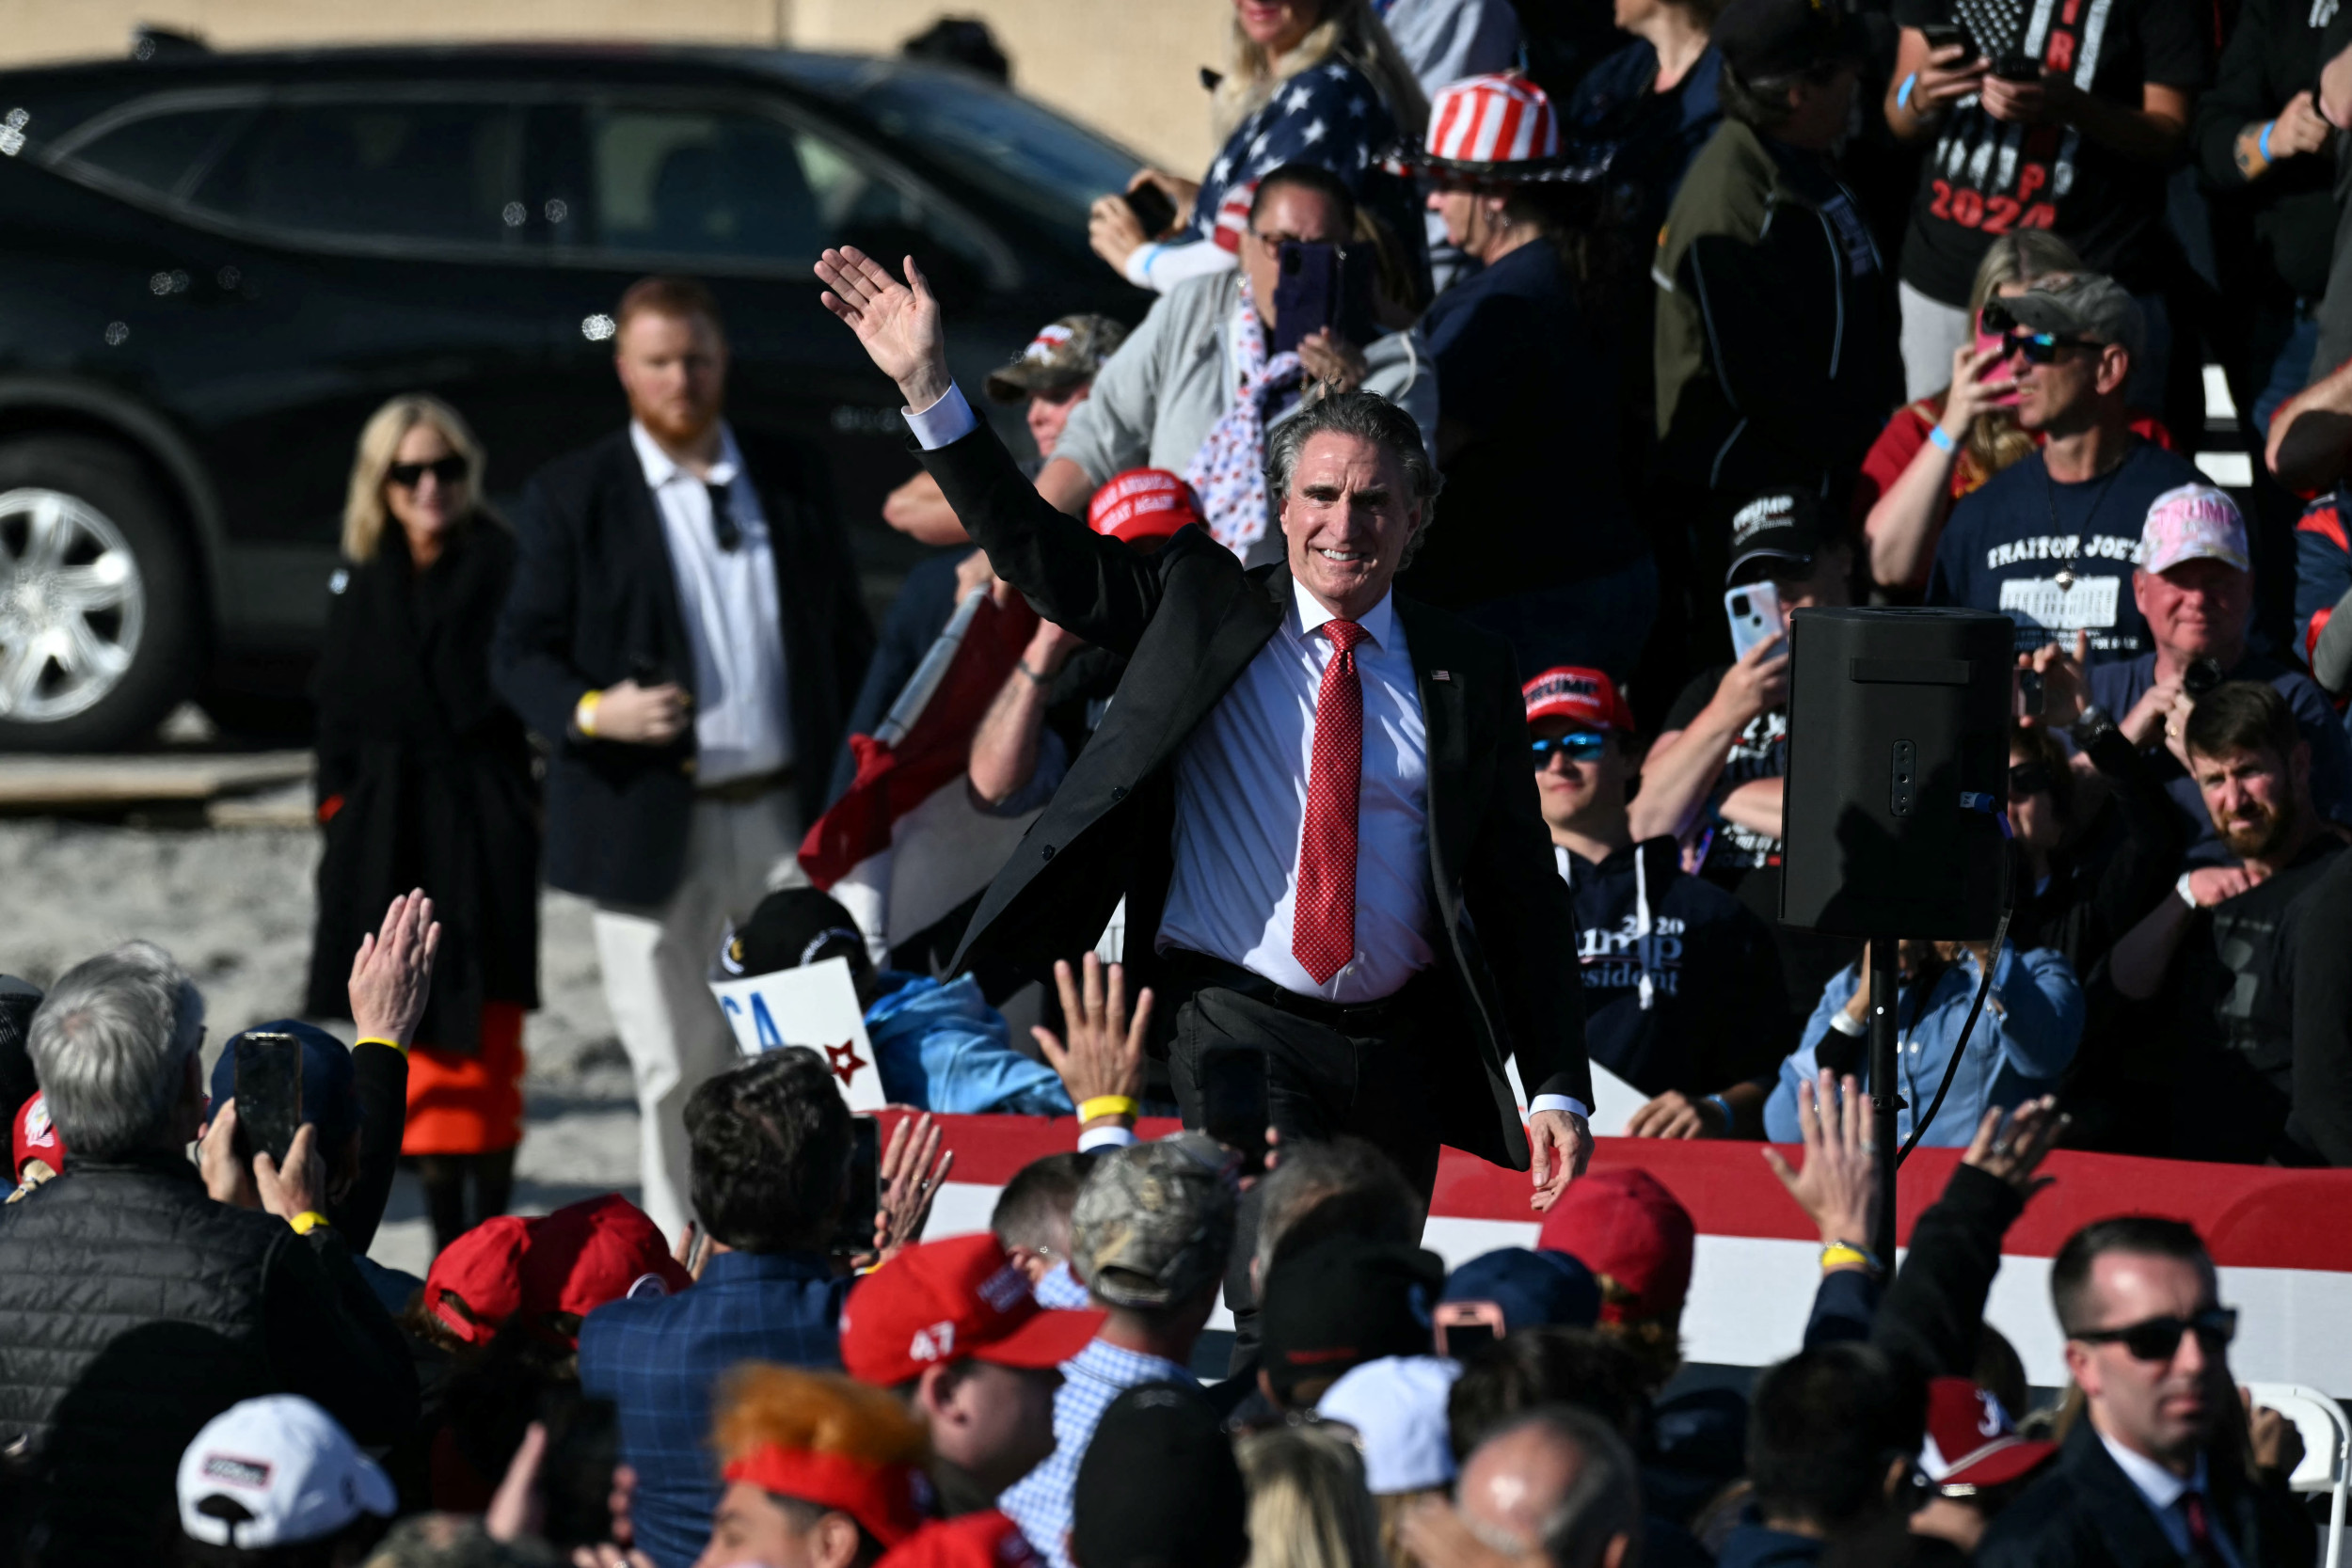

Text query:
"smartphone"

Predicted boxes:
[[2014, 667, 2045, 720], [829, 1115, 882, 1256], [1724, 582, 1786, 661], [233, 1031, 303, 1169], [1122, 182, 1177, 239], [1200, 1044, 1271, 1177], [1993, 50, 2042, 81], [1971, 326, 2024, 404], [1271, 240, 1343, 356], [1919, 21, 1977, 55], [1435, 1299, 1507, 1359], [536, 1394, 620, 1551]]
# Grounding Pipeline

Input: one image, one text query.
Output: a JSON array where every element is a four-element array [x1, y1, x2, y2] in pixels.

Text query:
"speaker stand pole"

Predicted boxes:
[[1867, 937, 1900, 1267]]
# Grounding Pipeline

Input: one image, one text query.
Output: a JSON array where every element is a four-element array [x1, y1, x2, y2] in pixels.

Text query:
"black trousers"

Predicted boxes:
[[1160, 955, 1444, 1374]]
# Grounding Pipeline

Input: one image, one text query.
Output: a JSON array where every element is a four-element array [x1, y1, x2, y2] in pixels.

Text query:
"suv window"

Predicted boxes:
[[60, 104, 246, 199], [190, 101, 526, 247], [582, 104, 993, 281]]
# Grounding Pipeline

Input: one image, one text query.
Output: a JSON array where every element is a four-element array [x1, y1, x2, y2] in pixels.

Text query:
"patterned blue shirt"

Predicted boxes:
[[1193, 59, 1399, 241], [577, 1249, 850, 1568], [997, 1338, 1192, 1568]]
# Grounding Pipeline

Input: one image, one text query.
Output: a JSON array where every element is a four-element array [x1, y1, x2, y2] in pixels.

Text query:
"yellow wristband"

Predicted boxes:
[[354, 1037, 406, 1054], [289, 1211, 331, 1236], [1078, 1095, 1139, 1123], [1820, 1243, 1881, 1274], [576, 689, 603, 737]]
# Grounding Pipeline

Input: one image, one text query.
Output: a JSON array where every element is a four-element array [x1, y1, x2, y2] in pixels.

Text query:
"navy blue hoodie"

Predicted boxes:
[[1557, 836, 1795, 1099]]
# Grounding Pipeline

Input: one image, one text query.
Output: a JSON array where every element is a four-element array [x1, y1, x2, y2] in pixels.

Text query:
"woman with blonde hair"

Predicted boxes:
[[304, 392, 539, 1257], [1856, 232, 2177, 593], [1089, 0, 1431, 297], [1237, 1424, 1386, 1568]]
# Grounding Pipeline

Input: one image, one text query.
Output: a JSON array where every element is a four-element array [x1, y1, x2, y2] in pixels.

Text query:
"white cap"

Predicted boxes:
[[1315, 1354, 1464, 1494], [177, 1396, 396, 1548]]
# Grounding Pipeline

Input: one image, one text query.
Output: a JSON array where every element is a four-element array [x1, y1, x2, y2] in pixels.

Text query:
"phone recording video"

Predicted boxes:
[[1200, 1044, 1270, 1177], [2014, 666, 2045, 720], [829, 1115, 882, 1256], [1724, 581, 1786, 661], [1121, 182, 1177, 240], [233, 1031, 304, 1169], [1435, 1299, 1507, 1359]]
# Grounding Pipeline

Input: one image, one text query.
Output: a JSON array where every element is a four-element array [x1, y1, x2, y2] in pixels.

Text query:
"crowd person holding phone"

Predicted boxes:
[[1637, 491, 1861, 1009], [1045, 165, 1437, 563], [494, 275, 871, 1245], [1925, 273, 2205, 663], [2030, 486, 2352, 867], [1089, 0, 1427, 297], [1650, 0, 1901, 645], [814, 244, 1597, 1215], [307, 393, 538, 1257], [1524, 665, 1791, 1136], [1856, 234, 2177, 595], [1880, 0, 2210, 405], [1397, 73, 1656, 681]]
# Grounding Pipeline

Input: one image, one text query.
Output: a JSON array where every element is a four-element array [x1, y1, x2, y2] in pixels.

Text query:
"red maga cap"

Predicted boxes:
[[1536, 1168, 1694, 1323], [724, 1446, 928, 1547], [1088, 468, 1204, 546], [1919, 1377, 2057, 1492], [1522, 666, 1634, 734], [423, 1194, 689, 1348], [11, 1092, 63, 1183], [840, 1233, 1103, 1386]]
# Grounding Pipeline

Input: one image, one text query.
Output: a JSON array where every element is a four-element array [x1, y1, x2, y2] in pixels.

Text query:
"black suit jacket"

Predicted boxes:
[[923, 420, 1592, 1168], [1978, 1418, 2313, 1568], [493, 428, 872, 907]]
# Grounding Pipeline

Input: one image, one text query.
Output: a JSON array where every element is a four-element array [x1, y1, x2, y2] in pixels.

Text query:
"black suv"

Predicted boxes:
[[0, 43, 1144, 749]]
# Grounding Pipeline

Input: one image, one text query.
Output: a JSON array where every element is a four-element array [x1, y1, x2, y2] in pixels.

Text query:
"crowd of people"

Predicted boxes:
[[8, 0, 2352, 1559]]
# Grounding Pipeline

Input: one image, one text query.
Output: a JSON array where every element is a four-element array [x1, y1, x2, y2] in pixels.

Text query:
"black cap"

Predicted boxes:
[[1259, 1236, 1446, 1402], [1725, 489, 1828, 585], [1714, 0, 1860, 83], [1073, 1384, 1248, 1568], [717, 888, 866, 979]]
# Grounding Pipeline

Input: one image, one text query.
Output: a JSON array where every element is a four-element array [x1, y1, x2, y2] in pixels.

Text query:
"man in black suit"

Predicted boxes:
[[1979, 1217, 2312, 1568], [812, 246, 1594, 1208], [494, 275, 870, 1240]]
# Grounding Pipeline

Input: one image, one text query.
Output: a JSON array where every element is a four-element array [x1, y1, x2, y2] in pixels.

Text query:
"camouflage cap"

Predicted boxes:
[[1071, 1138, 1237, 1309], [984, 314, 1130, 404]]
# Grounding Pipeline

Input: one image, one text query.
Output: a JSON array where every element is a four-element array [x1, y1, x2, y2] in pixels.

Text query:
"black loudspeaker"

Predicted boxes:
[[1780, 608, 2012, 940]]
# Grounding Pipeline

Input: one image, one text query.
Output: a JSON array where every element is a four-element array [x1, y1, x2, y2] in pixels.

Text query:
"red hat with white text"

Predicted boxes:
[[1523, 666, 1635, 733], [840, 1232, 1103, 1386], [1089, 468, 1206, 547]]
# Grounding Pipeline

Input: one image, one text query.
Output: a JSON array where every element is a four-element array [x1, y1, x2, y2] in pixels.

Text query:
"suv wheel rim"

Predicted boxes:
[[0, 487, 146, 723]]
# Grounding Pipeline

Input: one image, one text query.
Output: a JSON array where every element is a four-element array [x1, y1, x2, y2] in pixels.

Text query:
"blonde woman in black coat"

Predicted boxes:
[[306, 394, 539, 1255]]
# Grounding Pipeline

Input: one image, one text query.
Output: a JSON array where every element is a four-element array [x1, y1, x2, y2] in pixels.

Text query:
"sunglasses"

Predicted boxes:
[[387, 456, 468, 490], [2072, 1307, 2237, 1362], [2009, 762, 2053, 800], [2005, 329, 2098, 365], [1532, 732, 1610, 764]]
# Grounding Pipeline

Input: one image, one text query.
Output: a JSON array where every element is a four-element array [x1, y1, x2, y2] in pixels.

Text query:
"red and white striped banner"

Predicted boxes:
[[885, 1113, 2352, 1392]]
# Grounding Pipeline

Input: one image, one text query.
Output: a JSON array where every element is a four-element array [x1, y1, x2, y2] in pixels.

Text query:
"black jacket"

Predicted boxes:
[[493, 428, 873, 907], [922, 421, 1594, 1168], [2192, 0, 2338, 306], [2011, 721, 2185, 983], [0, 1153, 419, 1568], [307, 520, 539, 1053], [1979, 1415, 2313, 1568]]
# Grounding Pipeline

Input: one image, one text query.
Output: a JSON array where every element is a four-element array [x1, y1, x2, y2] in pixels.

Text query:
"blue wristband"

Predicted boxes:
[[1898, 71, 1920, 112], [2260, 119, 2276, 162], [1927, 422, 1958, 453], [1704, 1093, 1735, 1130]]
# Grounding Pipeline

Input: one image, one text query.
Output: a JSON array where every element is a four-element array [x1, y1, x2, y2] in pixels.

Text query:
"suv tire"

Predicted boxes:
[[0, 433, 202, 752]]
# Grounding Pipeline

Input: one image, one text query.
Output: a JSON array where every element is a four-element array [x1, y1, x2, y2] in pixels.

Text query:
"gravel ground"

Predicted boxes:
[[0, 817, 643, 1277]]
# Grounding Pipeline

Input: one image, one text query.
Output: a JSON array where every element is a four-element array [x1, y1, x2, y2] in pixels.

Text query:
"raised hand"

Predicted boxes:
[[1763, 1069, 1880, 1251], [349, 888, 441, 1049], [814, 247, 950, 411], [871, 1112, 954, 1263], [1032, 954, 1150, 1118]]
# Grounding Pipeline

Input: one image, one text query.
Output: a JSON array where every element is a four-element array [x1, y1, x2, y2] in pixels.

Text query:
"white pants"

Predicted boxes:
[[1899, 280, 1974, 402], [592, 789, 807, 1243]]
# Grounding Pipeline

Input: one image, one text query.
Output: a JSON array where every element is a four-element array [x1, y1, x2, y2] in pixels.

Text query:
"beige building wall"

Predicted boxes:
[[0, 0, 1229, 173]]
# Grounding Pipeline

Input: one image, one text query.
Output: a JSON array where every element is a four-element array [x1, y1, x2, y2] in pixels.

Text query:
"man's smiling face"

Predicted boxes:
[[1279, 430, 1423, 622]]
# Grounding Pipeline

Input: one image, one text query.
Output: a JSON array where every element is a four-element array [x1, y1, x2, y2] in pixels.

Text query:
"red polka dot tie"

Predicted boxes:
[[1294, 619, 1367, 985]]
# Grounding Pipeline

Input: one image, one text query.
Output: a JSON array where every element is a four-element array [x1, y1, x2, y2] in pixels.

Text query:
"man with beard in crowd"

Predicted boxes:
[[2108, 682, 2344, 1162]]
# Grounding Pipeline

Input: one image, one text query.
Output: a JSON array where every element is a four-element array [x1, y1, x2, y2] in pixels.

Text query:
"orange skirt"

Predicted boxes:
[[402, 1001, 527, 1156]]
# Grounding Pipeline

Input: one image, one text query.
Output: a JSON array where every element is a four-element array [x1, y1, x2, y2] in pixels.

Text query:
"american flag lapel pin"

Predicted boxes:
[[1432, 670, 1451, 681]]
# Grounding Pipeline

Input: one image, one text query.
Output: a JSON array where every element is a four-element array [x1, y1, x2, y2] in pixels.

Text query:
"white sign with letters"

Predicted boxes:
[[708, 957, 886, 1111]]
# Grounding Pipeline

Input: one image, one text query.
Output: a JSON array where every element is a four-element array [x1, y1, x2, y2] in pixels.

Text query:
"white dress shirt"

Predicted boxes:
[[904, 383, 1588, 1118], [2098, 1433, 2245, 1568], [629, 420, 790, 786]]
